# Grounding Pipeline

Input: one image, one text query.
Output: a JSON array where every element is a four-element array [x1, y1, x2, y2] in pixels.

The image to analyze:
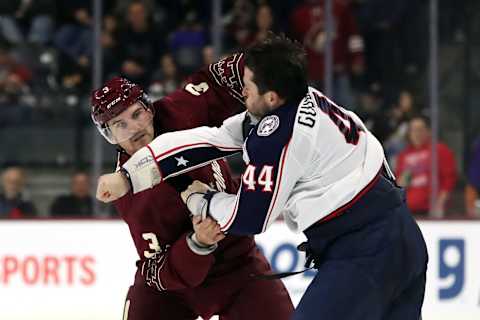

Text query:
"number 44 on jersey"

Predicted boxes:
[[242, 165, 274, 192]]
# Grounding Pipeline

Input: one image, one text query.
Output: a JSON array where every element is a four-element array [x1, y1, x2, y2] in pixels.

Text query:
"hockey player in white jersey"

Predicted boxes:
[[97, 33, 428, 320]]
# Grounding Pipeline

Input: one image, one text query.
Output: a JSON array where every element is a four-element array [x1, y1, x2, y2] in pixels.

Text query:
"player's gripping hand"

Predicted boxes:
[[192, 216, 225, 246], [181, 180, 212, 202], [181, 180, 214, 219], [96, 172, 130, 203]]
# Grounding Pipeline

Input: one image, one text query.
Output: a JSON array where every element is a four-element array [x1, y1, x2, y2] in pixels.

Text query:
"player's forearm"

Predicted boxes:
[[145, 232, 216, 291], [209, 192, 247, 231], [208, 192, 266, 235], [123, 125, 243, 194], [183, 184, 268, 235], [165, 233, 217, 289], [183, 137, 307, 235], [186, 189, 278, 235]]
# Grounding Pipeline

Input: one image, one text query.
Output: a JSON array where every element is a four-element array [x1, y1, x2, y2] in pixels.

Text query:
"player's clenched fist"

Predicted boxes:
[[181, 180, 214, 219], [96, 172, 131, 202], [192, 216, 225, 246], [180, 180, 212, 203]]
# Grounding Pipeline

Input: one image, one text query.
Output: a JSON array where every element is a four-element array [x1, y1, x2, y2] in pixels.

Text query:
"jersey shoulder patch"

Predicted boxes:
[[257, 115, 280, 137]]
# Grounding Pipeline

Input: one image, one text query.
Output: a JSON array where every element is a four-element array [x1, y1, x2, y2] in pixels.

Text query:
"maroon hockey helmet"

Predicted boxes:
[[91, 77, 153, 144]]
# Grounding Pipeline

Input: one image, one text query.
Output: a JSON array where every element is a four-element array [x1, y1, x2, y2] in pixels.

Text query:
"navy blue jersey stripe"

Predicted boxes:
[[226, 103, 298, 234], [158, 147, 240, 179], [155, 142, 241, 161]]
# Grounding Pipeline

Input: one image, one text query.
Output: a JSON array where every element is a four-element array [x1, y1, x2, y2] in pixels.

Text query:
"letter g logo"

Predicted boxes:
[[439, 239, 465, 300]]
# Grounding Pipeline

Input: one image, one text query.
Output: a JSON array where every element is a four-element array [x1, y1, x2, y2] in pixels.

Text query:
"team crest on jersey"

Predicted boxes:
[[257, 115, 280, 136]]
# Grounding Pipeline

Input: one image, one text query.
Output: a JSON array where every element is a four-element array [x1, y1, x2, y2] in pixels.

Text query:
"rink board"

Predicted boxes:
[[0, 220, 479, 320]]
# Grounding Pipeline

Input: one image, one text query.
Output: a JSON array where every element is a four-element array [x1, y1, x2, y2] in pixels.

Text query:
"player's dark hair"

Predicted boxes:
[[244, 32, 308, 104]]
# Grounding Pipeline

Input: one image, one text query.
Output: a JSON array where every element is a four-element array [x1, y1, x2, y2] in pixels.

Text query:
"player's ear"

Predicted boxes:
[[266, 91, 284, 108]]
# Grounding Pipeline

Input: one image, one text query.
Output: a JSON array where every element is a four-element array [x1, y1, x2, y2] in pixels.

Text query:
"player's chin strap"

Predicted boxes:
[[252, 242, 318, 280]]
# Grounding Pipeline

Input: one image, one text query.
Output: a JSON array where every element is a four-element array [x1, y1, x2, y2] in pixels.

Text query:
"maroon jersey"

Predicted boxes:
[[114, 53, 268, 291]]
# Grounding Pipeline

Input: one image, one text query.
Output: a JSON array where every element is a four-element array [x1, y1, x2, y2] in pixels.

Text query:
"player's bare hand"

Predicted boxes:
[[180, 180, 212, 204], [96, 172, 130, 203], [192, 216, 225, 246]]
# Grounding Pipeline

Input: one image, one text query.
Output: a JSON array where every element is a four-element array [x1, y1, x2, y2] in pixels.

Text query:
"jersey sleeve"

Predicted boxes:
[[157, 53, 245, 131], [122, 112, 246, 194], [142, 232, 215, 291], [200, 52, 245, 125], [206, 53, 244, 99]]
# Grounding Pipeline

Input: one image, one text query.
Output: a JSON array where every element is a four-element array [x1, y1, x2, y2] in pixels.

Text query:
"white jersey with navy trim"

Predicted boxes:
[[123, 87, 385, 233]]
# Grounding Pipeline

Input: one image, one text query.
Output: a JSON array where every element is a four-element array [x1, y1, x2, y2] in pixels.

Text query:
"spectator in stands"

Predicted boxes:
[[149, 53, 182, 99], [268, 1, 299, 32], [202, 45, 216, 66], [0, 41, 33, 125], [223, 0, 256, 49], [113, 0, 155, 19], [18, 0, 55, 45], [53, 1, 93, 90], [290, 0, 365, 107], [353, 0, 426, 90], [169, 10, 207, 75], [115, 0, 164, 86], [395, 115, 457, 217], [0, 1, 24, 45], [465, 138, 480, 217], [391, 90, 417, 128], [0, 0, 55, 46], [50, 171, 93, 217], [357, 83, 391, 143], [384, 89, 418, 166], [101, 14, 119, 78], [243, 3, 277, 46], [0, 166, 36, 218]]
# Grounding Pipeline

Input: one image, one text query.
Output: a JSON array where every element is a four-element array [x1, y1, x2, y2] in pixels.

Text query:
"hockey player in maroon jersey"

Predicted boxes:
[[97, 34, 427, 320], [90, 54, 293, 320]]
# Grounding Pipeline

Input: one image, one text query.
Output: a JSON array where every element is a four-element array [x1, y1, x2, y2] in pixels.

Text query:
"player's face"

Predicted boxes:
[[242, 67, 271, 118], [107, 102, 155, 155]]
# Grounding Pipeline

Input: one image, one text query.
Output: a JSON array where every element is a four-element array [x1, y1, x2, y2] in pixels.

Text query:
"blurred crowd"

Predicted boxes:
[[0, 0, 478, 218], [0, 0, 433, 123], [0, 167, 101, 218]]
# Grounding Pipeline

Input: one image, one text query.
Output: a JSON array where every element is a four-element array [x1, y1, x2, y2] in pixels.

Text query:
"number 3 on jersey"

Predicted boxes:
[[242, 165, 274, 192], [142, 233, 161, 258]]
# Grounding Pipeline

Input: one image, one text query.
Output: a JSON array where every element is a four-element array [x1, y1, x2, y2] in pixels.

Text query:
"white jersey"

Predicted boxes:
[[123, 87, 385, 233]]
